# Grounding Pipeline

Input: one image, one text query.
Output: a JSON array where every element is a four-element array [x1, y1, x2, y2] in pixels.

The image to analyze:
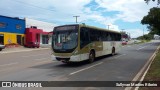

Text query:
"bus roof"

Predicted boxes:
[[55, 24, 121, 34], [79, 24, 120, 34]]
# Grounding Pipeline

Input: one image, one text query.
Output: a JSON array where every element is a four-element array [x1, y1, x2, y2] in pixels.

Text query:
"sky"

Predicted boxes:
[[0, 0, 158, 38]]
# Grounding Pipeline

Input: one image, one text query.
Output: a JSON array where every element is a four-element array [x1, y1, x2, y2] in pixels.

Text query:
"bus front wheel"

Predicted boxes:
[[88, 51, 95, 63]]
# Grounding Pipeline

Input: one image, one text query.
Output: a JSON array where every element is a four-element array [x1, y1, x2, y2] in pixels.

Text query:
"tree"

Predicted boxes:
[[144, 0, 160, 5], [137, 34, 153, 40], [141, 7, 160, 35]]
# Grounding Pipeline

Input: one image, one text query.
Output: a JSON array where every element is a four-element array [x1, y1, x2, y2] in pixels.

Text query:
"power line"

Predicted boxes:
[[9, 0, 55, 12]]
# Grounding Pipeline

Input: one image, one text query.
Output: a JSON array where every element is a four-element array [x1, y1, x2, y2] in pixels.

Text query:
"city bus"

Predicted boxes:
[[51, 24, 122, 63]]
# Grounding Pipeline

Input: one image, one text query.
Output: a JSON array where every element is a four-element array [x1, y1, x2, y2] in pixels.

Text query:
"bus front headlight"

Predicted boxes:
[[73, 50, 78, 55]]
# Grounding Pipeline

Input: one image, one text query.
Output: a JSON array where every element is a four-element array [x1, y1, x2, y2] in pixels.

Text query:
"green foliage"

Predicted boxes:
[[141, 7, 160, 35], [137, 34, 153, 40], [144, 0, 160, 5], [144, 49, 160, 81]]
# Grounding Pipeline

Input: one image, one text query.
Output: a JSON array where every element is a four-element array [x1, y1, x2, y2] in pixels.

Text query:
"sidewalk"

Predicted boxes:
[[0, 46, 50, 54]]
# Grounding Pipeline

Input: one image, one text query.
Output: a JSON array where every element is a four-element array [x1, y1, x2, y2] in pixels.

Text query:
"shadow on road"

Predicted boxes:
[[29, 54, 118, 69]]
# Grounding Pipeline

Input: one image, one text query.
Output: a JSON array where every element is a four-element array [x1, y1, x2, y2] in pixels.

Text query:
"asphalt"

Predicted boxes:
[[0, 40, 159, 90]]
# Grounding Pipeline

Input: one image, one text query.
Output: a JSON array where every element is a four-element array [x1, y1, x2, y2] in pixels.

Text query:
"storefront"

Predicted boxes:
[[0, 15, 25, 45]]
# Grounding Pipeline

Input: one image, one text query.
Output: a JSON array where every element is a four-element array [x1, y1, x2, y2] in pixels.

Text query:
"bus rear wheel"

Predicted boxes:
[[88, 51, 95, 63], [112, 47, 115, 55]]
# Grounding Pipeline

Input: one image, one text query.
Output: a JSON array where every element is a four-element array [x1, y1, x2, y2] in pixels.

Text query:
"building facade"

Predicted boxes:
[[25, 27, 51, 48], [0, 15, 25, 45], [25, 18, 55, 46]]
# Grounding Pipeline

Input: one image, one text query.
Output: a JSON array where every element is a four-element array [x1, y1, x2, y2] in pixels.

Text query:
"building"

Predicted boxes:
[[25, 18, 55, 46], [25, 27, 52, 48], [154, 34, 160, 40], [0, 15, 25, 45]]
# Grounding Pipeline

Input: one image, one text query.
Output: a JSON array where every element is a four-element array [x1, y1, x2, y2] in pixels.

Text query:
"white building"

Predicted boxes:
[[25, 18, 56, 46], [154, 34, 160, 40]]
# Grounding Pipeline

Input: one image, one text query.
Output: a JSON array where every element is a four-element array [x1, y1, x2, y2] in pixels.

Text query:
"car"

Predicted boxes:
[[122, 40, 127, 45], [0, 44, 5, 51]]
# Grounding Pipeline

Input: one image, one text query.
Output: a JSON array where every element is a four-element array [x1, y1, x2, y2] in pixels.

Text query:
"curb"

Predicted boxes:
[[125, 45, 160, 90]]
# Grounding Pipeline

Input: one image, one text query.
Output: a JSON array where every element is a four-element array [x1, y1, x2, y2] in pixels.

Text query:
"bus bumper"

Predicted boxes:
[[51, 55, 81, 62]]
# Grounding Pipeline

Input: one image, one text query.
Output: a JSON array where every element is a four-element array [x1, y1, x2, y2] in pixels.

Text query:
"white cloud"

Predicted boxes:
[[127, 29, 149, 38], [95, 0, 157, 22], [0, 0, 157, 38], [108, 24, 120, 32]]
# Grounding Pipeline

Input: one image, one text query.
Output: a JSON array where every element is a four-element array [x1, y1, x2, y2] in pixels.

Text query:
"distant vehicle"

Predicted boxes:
[[0, 44, 5, 51], [122, 40, 127, 45], [51, 24, 122, 63], [121, 33, 130, 45]]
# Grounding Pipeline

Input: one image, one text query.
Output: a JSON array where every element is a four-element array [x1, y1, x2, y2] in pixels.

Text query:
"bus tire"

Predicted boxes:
[[112, 47, 115, 55], [88, 50, 95, 63]]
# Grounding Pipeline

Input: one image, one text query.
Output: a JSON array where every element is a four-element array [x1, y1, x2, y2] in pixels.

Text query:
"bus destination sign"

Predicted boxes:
[[56, 26, 76, 31]]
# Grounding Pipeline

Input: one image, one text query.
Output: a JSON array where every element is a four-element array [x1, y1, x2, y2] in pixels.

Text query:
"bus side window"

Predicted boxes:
[[111, 33, 115, 41], [80, 27, 90, 49], [97, 31, 102, 41], [107, 33, 111, 41], [104, 32, 108, 41], [90, 29, 96, 41], [116, 34, 120, 41]]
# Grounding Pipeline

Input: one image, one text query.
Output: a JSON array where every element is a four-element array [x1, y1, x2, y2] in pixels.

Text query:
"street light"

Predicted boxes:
[[73, 16, 80, 23]]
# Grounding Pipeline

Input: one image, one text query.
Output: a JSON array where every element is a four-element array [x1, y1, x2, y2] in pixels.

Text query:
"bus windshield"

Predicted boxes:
[[52, 26, 78, 52]]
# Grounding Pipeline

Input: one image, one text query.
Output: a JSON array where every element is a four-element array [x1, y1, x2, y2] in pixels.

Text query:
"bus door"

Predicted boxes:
[[80, 27, 90, 60]]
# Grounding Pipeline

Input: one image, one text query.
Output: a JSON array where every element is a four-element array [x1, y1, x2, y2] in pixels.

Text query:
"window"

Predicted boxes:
[[16, 24, 22, 30], [80, 27, 90, 49], [42, 35, 49, 44], [0, 22, 6, 28], [107, 33, 112, 41]]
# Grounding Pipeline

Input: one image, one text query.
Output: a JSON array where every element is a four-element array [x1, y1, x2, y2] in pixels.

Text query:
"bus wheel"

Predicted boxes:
[[112, 47, 115, 55], [88, 51, 95, 63]]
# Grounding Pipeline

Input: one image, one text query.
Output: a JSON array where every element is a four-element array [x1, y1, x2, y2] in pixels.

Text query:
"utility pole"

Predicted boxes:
[[143, 28, 144, 40], [73, 16, 80, 23], [107, 25, 110, 30], [121, 29, 125, 33]]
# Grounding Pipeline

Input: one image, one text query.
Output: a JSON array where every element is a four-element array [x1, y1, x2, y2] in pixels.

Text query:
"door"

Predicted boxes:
[[17, 35, 22, 45], [0, 34, 4, 45]]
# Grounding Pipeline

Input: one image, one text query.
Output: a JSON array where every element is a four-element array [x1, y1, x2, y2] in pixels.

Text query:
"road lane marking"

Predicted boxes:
[[114, 54, 126, 59], [136, 46, 148, 50], [0, 62, 18, 67], [69, 62, 103, 75], [125, 45, 160, 90], [21, 54, 48, 58], [134, 45, 159, 90]]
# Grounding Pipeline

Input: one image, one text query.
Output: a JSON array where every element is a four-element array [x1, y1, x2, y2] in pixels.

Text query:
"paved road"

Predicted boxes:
[[0, 41, 159, 90]]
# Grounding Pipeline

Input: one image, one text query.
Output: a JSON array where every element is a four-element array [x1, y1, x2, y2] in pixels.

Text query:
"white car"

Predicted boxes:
[[0, 44, 5, 51]]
